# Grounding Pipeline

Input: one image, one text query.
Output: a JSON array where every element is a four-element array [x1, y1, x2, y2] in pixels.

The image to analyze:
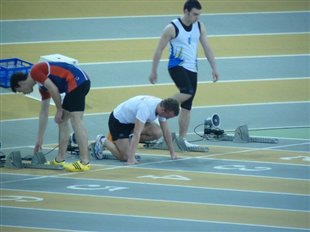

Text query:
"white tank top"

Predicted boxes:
[[113, 95, 166, 124], [168, 18, 200, 72]]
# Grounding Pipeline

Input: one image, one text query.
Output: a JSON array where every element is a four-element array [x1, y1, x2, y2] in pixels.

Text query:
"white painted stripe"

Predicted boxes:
[[196, 142, 310, 160], [0, 101, 309, 122], [0, 224, 79, 232], [65, 141, 310, 181], [2, 76, 309, 95], [2, 76, 308, 96], [2, 172, 308, 196], [0, 145, 34, 150], [2, 206, 308, 231], [209, 32, 310, 38], [192, 100, 310, 109], [55, 175, 310, 197], [1, 32, 309, 45], [132, 164, 310, 182], [79, 54, 310, 65], [1, 147, 308, 188], [199, 157, 310, 167], [89, 77, 310, 90], [1, 188, 308, 213], [1, 10, 309, 22], [1, 37, 160, 45]]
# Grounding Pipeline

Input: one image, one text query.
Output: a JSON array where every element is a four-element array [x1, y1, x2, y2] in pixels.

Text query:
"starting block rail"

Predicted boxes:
[[144, 126, 279, 153], [4, 151, 64, 170], [144, 133, 209, 152], [213, 125, 279, 144]]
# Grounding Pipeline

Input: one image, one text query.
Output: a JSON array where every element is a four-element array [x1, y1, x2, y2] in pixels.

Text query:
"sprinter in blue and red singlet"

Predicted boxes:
[[10, 61, 91, 172]]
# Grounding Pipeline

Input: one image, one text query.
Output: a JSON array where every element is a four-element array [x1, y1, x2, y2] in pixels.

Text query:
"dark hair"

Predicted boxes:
[[10, 72, 28, 92], [160, 98, 180, 116], [183, 0, 202, 12]]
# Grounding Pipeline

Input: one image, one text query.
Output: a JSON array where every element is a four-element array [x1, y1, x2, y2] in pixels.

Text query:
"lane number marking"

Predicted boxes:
[[214, 165, 271, 171], [280, 156, 310, 162], [137, 175, 191, 181], [0, 195, 43, 202], [67, 184, 128, 192]]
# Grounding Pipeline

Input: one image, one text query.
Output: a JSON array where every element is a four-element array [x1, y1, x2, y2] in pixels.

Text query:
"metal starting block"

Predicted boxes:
[[214, 125, 279, 144], [4, 151, 64, 170], [144, 132, 209, 152]]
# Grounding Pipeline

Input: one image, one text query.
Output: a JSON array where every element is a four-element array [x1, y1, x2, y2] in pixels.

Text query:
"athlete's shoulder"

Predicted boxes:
[[30, 62, 49, 83], [31, 62, 48, 72]]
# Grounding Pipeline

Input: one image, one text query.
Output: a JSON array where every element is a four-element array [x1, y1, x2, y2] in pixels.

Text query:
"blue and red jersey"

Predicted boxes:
[[30, 62, 89, 100]]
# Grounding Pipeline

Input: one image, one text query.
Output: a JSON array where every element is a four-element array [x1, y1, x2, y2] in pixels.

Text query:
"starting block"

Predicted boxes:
[[216, 125, 279, 144], [144, 132, 209, 152], [4, 151, 64, 170]]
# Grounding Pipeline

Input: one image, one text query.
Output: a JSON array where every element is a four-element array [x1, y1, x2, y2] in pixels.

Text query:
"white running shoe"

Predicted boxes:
[[69, 132, 77, 145], [183, 138, 199, 147], [94, 134, 106, 158]]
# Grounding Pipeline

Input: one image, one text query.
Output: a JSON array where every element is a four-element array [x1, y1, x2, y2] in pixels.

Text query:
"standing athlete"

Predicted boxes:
[[10, 61, 91, 172], [149, 0, 219, 146]]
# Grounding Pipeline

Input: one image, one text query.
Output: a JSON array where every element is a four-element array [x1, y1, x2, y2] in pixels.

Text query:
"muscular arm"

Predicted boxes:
[[43, 78, 63, 123], [160, 120, 177, 159], [34, 99, 50, 153], [199, 22, 219, 82], [127, 119, 145, 164], [149, 24, 175, 84]]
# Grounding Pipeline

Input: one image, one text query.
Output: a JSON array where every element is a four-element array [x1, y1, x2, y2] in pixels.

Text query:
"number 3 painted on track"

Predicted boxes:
[[214, 165, 271, 171]]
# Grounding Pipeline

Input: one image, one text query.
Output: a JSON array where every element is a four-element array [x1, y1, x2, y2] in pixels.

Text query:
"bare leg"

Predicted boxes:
[[170, 92, 192, 139], [113, 138, 130, 161], [103, 139, 126, 161], [171, 92, 191, 104], [103, 122, 161, 161], [70, 111, 89, 164], [140, 122, 162, 142], [178, 108, 191, 138], [56, 111, 70, 162]]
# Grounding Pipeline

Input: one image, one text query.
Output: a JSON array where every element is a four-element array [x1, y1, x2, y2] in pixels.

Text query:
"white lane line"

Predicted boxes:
[[2, 206, 309, 231], [196, 142, 310, 159], [80, 54, 310, 65], [88, 77, 310, 90], [0, 101, 309, 122], [2, 10, 309, 22], [2, 32, 309, 45], [56, 141, 310, 180], [1, 169, 308, 196], [0, 224, 78, 232], [1, 188, 308, 213]]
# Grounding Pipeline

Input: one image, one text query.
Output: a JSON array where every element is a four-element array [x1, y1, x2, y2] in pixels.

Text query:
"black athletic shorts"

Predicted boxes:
[[168, 66, 197, 110], [108, 111, 135, 141], [62, 80, 90, 112]]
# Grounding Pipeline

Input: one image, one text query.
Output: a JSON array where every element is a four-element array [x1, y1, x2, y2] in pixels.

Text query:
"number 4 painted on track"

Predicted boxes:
[[280, 156, 310, 161]]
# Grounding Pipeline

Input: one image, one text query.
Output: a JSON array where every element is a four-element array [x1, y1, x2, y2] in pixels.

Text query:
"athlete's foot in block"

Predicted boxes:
[[126, 158, 139, 165]]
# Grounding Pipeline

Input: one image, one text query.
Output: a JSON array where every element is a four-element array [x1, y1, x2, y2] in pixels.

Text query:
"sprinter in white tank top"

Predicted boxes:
[[95, 96, 180, 165], [148, 0, 219, 147]]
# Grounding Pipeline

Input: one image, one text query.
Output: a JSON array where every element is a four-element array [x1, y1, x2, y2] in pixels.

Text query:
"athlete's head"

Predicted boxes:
[[159, 98, 180, 119], [184, 0, 202, 12], [10, 72, 33, 94], [183, 0, 202, 23]]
